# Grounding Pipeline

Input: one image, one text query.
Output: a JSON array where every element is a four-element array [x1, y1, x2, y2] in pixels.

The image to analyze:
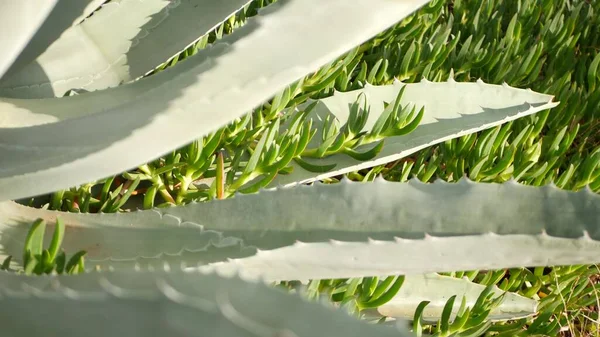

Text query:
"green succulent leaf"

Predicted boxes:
[[64, 251, 87, 275], [293, 158, 337, 173], [54, 250, 66, 274], [23, 218, 45, 265]]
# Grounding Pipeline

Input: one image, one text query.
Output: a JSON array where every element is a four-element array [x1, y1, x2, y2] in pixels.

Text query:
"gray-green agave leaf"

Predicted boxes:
[[374, 274, 537, 323], [0, 270, 412, 337], [2, 0, 109, 81], [0, 178, 598, 281], [271, 79, 559, 187], [0, 0, 254, 98], [0, 1, 58, 78], [0, 0, 430, 202]]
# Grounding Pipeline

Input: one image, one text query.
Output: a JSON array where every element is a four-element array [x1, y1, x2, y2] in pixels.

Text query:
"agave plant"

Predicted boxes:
[[0, 0, 598, 336]]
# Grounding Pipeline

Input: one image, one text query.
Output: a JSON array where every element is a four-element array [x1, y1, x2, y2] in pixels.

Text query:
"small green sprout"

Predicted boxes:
[[0, 217, 87, 275]]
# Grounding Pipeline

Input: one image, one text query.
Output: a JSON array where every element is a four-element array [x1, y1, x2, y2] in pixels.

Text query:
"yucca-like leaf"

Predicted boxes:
[[373, 274, 536, 323], [0, 0, 254, 98], [0, 1, 58, 78], [1, 178, 598, 280], [0, 270, 412, 337], [272, 79, 558, 186], [0, 0, 430, 202]]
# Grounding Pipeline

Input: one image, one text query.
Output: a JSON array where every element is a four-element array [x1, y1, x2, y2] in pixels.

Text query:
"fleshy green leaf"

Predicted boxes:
[[47, 217, 65, 262], [65, 251, 87, 275], [23, 218, 46, 263]]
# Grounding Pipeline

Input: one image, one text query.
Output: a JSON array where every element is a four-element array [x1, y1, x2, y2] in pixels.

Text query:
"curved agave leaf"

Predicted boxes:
[[271, 79, 559, 187], [1, 178, 599, 281], [0, 270, 412, 337], [373, 274, 537, 323], [0, 1, 58, 78], [0, 0, 254, 98], [0, 0, 430, 202], [2, 0, 100, 80]]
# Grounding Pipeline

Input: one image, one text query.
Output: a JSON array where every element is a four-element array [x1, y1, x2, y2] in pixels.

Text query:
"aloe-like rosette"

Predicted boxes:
[[0, 0, 255, 98], [0, 270, 412, 337], [1, 178, 598, 280], [0, 0, 430, 202]]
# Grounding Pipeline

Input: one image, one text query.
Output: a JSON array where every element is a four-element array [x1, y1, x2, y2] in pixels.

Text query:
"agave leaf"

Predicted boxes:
[[271, 80, 559, 187], [0, 0, 430, 202], [0, 1, 58, 78], [1, 0, 100, 80], [370, 274, 537, 323], [0, 270, 412, 337], [23, 218, 45, 262], [47, 217, 64, 262], [64, 250, 87, 275], [0, 178, 599, 280], [0, 0, 254, 98]]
